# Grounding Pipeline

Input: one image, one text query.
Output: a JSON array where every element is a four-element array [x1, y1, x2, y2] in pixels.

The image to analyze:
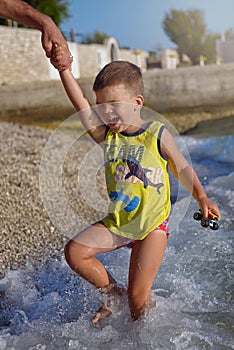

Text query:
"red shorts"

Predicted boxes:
[[126, 218, 169, 249]]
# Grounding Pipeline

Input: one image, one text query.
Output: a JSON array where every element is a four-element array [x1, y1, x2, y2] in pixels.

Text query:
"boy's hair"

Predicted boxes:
[[93, 60, 144, 96]]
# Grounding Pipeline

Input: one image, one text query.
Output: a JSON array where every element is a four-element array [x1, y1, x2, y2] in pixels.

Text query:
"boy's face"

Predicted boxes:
[[95, 84, 144, 133]]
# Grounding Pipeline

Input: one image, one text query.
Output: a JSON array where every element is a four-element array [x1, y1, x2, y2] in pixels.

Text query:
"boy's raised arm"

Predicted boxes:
[[51, 46, 107, 144], [59, 70, 90, 111], [59, 70, 107, 144]]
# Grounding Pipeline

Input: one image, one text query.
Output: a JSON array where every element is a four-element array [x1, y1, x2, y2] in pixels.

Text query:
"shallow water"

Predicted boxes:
[[0, 135, 233, 350]]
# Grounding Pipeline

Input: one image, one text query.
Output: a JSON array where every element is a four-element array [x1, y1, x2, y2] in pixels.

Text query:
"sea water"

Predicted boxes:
[[0, 134, 233, 350]]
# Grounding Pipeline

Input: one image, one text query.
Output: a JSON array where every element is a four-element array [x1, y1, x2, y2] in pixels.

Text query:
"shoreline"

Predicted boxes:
[[182, 114, 234, 137], [164, 105, 234, 135], [0, 114, 233, 277], [1, 101, 234, 134]]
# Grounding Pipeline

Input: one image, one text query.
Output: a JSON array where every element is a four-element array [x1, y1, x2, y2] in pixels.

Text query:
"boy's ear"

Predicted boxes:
[[135, 95, 144, 109]]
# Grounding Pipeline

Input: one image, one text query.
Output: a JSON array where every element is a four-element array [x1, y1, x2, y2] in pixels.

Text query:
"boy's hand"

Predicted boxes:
[[198, 197, 220, 220], [50, 44, 73, 71]]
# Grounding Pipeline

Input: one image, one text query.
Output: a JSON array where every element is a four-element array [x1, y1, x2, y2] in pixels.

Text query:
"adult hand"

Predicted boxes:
[[41, 17, 73, 71]]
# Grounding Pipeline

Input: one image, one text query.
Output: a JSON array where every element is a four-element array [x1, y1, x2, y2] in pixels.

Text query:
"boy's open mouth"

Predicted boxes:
[[107, 116, 121, 125]]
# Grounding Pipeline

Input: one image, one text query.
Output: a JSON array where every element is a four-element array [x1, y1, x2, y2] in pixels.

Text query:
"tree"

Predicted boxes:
[[28, 0, 70, 26], [225, 28, 234, 40], [163, 9, 217, 65], [84, 31, 110, 44], [203, 32, 220, 63], [0, 0, 70, 27]]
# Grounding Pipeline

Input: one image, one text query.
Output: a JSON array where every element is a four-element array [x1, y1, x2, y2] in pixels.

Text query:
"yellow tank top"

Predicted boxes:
[[102, 121, 171, 240]]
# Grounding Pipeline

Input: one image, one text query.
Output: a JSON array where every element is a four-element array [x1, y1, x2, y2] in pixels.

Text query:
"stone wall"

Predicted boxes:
[[143, 63, 234, 111], [1, 63, 234, 116], [0, 26, 148, 84], [0, 26, 49, 85], [77, 45, 148, 77], [78, 44, 102, 78]]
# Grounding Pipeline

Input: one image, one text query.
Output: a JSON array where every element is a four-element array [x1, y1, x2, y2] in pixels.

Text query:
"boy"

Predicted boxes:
[[51, 46, 220, 323]]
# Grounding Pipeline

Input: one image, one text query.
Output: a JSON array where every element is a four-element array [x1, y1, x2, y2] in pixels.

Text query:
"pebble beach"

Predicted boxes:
[[0, 121, 110, 276], [0, 123, 65, 275]]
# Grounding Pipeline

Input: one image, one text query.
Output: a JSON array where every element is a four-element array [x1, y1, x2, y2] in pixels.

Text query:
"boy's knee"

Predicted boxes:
[[64, 240, 82, 264], [64, 240, 74, 265], [64, 239, 91, 265]]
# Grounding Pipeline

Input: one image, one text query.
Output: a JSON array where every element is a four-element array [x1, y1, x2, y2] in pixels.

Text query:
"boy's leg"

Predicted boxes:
[[128, 229, 167, 320], [65, 221, 122, 289], [64, 222, 125, 323]]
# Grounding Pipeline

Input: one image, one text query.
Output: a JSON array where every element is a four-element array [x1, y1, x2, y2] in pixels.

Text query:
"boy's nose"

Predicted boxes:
[[99, 103, 113, 117], [106, 107, 113, 115], [105, 103, 114, 113]]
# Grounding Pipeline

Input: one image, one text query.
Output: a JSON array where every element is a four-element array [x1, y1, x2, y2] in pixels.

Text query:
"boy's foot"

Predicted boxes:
[[91, 284, 127, 324], [91, 304, 112, 324]]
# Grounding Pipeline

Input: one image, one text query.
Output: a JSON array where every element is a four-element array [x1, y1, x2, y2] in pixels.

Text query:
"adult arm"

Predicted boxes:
[[0, 0, 72, 69]]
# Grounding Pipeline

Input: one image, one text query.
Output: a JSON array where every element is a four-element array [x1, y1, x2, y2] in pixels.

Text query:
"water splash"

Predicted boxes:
[[1, 135, 233, 349]]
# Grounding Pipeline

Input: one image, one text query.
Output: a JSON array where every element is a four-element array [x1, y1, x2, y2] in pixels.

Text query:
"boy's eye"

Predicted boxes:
[[97, 103, 113, 109]]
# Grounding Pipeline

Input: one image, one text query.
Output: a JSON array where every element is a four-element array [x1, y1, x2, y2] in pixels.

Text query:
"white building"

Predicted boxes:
[[160, 49, 179, 69], [49, 37, 149, 80], [216, 37, 234, 63]]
